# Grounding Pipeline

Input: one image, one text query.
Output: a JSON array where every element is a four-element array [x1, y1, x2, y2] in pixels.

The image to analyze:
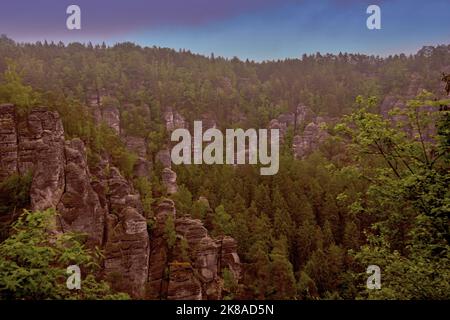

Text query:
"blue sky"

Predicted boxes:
[[1, 0, 449, 61]]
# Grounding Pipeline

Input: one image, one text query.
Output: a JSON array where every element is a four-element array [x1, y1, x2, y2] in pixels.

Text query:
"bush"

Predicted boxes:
[[0, 209, 129, 300]]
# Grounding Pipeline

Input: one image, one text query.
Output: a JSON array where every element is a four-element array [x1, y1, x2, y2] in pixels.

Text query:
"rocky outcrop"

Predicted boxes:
[[0, 104, 18, 180], [163, 107, 185, 132], [267, 104, 331, 159], [175, 217, 221, 299], [167, 263, 203, 300], [0, 104, 240, 300], [162, 167, 178, 195], [155, 148, 172, 168], [147, 198, 241, 300], [217, 236, 241, 284], [123, 135, 146, 158], [293, 122, 329, 159], [268, 105, 317, 143], [147, 198, 176, 299], [104, 206, 149, 298], [17, 108, 66, 211], [107, 166, 143, 215], [85, 157, 150, 298], [57, 139, 106, 247], [123, 135, 151, 178]]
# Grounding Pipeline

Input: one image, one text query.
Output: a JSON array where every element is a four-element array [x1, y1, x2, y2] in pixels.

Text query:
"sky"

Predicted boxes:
[[1, 0, 449, 61]]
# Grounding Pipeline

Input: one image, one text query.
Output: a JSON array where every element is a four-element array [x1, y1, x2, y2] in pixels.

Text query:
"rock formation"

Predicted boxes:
[[57, 138, 105, 247], [123, 135, 151, 178], [162, 167, 178, 195], [17, 107, 66, 211], [293, 122, 329, 159], [0, 104, 241, 300], [267, 104, 331, 159], [147, 198, 241, 300], [163, 107, 185, 133], [155, 148, 172, 168], [0, 104, 18, 180]]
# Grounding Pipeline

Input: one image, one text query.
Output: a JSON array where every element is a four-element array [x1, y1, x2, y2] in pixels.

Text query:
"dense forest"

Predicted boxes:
[[0, 35, 449, 299]]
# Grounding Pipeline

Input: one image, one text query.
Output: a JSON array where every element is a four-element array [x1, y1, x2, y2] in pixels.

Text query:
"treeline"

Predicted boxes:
[[1, 34, 450, 130]]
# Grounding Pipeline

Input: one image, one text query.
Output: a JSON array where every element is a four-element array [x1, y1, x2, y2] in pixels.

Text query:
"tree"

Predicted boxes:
[[337, 94, 450, 299], [0, 60, 39, 115], [268, 238, 297, 299], [212, 205, 234, 237], [0, 209, 129, 299]]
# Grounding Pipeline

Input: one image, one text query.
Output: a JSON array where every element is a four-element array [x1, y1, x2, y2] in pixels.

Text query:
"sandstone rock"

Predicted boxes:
[[147, 198, 176, 298], [295, 105, 315, 124], [162, 167, 178, 195], [148, 199, 241, 300], [175, 217, 221, 299], [0, 105, 241, 301], [104, 206, 149, 298], [0, 104, 18, 180], [163, 107, 185, 132], [217, 236, 241, 282], [123, 135, 151, 178], [293, 122, 329, 159], [167, 263, 202, 300], [16, 108, 66, 211], [57, 139, 106, 247], [133, 157, 151, 178], [88, 155, 149, 298], [268, 119, 287, 141], [155, 149, 172, 168], [270, 105, 315, 140], [107, 166, 143, 215], [123, 136, 147, 158]]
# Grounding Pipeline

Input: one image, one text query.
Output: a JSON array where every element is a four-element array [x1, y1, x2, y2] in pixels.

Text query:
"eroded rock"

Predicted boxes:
[[16, 108, 66, 211], [293, 122, 329, 159], [162, 167, 178, 195], [57, 139, 105, 247], [0, 104, 18, 180]]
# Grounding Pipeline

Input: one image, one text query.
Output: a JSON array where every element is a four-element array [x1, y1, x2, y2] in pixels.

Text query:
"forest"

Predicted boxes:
[[0, 35, 449, 300]]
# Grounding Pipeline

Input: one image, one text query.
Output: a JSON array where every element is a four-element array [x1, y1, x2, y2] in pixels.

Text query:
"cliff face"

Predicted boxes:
[[148, 199, 240, 300], [0, 104, 240, 300], [267, 105, 331, 159]]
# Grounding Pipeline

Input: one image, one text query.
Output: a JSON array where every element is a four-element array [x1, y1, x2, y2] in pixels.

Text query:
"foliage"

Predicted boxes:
[[0, 60, 39, 115], [336, 94, 450, 299], [0, 209, 129, 299]]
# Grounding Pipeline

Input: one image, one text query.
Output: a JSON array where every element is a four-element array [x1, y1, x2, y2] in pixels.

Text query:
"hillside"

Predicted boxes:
[[0, 36, 449, 300]]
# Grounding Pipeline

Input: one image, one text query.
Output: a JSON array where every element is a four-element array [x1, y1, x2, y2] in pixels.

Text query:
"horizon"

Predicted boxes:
[[3, 35, 449, 64], [1, 0, 449, 62]]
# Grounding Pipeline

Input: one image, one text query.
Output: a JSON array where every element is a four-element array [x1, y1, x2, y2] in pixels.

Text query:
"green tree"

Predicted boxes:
[[0, 61, 39, 115], [337, 94, 450, 299], [0, 209, 129, 299]]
